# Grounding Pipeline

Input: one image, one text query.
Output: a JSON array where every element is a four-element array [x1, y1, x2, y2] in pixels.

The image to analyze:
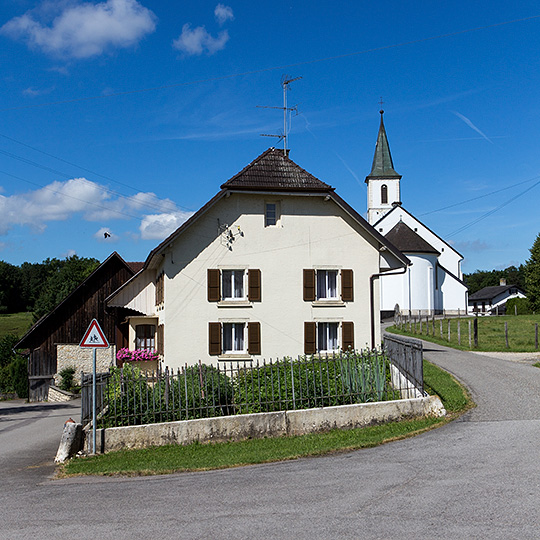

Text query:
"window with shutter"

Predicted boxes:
[[157, 324, 164, 355], [208, 322, 221, 355], [248, 269, 261, 302], [341, 321, 354, 351], [303, 269, 316, 301], [247, 322, 261, 355], [341, 269, 353, 302], [304, 322, 316, 355], [207, 269, 221, 302]]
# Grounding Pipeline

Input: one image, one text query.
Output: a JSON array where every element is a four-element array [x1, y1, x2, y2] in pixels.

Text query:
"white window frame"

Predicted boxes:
[[316, 322, 340, 354], [222, 322, 246, 354], [221, 269, 246, 301], [316, 269, 339, 301]]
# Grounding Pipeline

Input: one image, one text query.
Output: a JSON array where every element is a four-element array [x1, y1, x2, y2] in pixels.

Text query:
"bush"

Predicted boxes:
[[8, 357, 28, 399], [505, 297, 530, 315], [58, 366, 79, 393]]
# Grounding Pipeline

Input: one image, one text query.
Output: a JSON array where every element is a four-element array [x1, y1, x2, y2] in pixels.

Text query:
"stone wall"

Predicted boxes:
[[56, 344, 116, 385], [85, 395, 445, 454]]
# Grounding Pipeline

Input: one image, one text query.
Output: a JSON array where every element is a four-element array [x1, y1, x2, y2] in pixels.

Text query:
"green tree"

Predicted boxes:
[[0, 261, 24, 313], [33, 255, 100, 321], [525, 233, 540, 312]]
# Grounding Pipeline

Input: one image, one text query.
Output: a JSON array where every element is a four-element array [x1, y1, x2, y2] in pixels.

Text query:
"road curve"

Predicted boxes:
[[2, 344, 540, 540]]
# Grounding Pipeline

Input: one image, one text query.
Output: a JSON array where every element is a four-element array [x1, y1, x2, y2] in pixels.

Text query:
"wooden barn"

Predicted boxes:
[[16, 252, 143, 401]]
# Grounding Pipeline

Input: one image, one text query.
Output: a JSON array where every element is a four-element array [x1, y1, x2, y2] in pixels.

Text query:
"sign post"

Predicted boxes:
[[80, 319, 109, 454]]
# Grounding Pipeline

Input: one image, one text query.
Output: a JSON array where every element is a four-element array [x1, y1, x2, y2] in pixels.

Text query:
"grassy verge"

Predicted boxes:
[[60, 360, 472, 478], [388, 314, 540, 352], [0, 312, 33, 338]]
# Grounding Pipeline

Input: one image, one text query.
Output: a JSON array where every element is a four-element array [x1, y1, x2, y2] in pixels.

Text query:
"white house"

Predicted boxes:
[[107, 147, 409, 369], [366, 111, 468, 317], [468, 279, 526, 315]]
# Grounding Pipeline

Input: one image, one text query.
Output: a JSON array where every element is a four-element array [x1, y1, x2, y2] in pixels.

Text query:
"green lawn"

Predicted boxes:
[[0, 312, 33, 339], [389, 314, 540, 352], [60, 359, 472, 478]]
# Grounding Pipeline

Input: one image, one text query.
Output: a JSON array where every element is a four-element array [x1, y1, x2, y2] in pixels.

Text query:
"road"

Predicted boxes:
[[1, 343, 540, 539]]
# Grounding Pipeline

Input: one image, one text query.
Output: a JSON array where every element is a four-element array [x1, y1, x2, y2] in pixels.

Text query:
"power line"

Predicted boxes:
[[0, 131, 195, 213], [419, 175, 540, 217], [1, 14, 539, 112], [446, 177, 540, 238]]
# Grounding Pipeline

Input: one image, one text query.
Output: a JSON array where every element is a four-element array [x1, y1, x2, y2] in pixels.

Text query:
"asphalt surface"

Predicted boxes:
[[2, 343, 540, 540]]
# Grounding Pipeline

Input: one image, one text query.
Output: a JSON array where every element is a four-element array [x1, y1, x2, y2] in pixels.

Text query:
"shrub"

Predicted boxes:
[[8, 357, 28, 399], [505, 297, 530, 315], [58, 366, 78, 393]]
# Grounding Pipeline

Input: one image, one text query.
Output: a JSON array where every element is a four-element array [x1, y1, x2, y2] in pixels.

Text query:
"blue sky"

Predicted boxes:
[[0, 0, 539, 273]]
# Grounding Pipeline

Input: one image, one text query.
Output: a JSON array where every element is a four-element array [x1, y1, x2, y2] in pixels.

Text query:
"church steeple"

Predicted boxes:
[[365, 110, 401, 182], [365, 110, 402, 225]]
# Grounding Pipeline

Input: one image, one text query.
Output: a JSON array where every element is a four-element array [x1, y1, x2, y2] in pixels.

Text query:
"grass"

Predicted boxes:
[[0, 312, 33, 338], [60, 359, 472, 478], [388, 314, 540, 352]]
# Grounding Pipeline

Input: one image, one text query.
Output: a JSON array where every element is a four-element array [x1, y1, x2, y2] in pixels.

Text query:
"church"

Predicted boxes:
[[365, 111, 468, 317]]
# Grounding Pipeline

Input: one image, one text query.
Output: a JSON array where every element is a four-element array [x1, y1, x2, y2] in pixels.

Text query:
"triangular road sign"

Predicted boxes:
[[80, 319, 109, 348]]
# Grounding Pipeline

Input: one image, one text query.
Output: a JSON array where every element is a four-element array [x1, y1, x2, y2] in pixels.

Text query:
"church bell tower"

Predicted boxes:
[[366, 110, 402, 225]]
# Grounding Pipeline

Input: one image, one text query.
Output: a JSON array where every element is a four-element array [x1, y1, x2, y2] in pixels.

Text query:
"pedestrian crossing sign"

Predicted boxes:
[[80, 319, 109, 348]]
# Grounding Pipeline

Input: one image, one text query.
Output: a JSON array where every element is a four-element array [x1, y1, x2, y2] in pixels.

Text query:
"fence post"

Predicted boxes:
[[505, 321, 509, 348], [447, 319, 451, 342], [440, 319, 443, 339], [468, 320, 472, 349], [536, 323, 539, 350], [458, 319, 461, 346], [474, 316, 478, 347]]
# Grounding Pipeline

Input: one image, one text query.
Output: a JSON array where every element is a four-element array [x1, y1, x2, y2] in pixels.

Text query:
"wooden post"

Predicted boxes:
[[448, 319, 451, 342], [515, 305, 517, 316], [468, 320, 472, 348], [536, 323, 538, 350], [505, 321, 509, 348], [420, 317, 423, 335], [440, 319, 443, 339], [474, 316, 478, 347], [458, 319, 461, 346], [432, 313, 435, 336]]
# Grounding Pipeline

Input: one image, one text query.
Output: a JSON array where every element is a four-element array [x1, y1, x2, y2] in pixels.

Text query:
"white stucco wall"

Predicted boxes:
[[367, 178, 400, 225], [112, 192, 390, 369]]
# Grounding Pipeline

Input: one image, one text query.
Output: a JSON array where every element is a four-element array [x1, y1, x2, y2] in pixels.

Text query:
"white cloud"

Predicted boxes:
[[0, 177, 191, 239], [140, 212, 191, 240], [172, 23, 228, 56], [452, 111, 494, 145], [452, 239, 490, 253], [1, 0, 157, 59], [214, 4, 234, 25]]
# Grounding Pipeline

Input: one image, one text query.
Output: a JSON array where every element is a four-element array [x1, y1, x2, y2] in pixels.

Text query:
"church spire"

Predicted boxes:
[[365, 110, 401, 183]]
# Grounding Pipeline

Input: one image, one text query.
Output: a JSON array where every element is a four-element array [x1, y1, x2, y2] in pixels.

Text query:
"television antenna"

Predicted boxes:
[[258, 75, 302, 151]]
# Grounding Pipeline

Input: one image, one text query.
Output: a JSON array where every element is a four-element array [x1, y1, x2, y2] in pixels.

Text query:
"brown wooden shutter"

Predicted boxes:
[[342, 321, 354, 351], [248, 269, 261, 302], [207, 269, 220, 302], [303, 269, 316, 301], [157, 324, 164, 355], [341, 269, 354, 302], [208, 322, 222, 356], [304, 322, 316, 355], [247, 322, 261, 355]]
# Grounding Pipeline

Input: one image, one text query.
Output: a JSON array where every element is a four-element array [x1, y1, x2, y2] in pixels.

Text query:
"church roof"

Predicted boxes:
[[385, 221, 439, 254], [365, 110, 401, 183], [221, 147, 334, 192]]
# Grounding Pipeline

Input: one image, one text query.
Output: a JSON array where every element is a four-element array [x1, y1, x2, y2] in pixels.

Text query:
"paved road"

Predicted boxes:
[[2, 344, 540, 539]]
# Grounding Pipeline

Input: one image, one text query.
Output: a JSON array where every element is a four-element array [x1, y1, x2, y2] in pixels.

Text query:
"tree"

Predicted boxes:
[[0, 262, 24, 313], [525, 233, 540, 312], [33, 256, 100, 321]]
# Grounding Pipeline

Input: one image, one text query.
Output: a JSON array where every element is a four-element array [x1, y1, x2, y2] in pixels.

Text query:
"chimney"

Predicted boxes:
[[500, 278, 507, 286]]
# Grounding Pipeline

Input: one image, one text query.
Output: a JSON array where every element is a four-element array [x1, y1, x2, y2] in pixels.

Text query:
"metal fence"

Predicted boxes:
[[81, 345, 424, 429], [383, 333, 424, 396], [81, 372, 109, 425]]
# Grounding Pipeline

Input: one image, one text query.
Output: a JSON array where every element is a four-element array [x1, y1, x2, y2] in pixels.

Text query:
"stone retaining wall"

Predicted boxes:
[[85, 395, 445, 454], [56, 344, 116, 385], [48, 386, 80, 403]]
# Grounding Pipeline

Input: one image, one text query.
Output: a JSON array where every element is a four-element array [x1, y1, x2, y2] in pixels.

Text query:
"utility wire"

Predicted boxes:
[[1, 14, 539, 112], [419, 175, 540, 217], [0, 131, 195, 212]]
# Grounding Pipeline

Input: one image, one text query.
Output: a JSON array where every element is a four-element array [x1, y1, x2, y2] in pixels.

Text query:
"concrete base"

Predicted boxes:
[[55, 421, 83, 463], [84, 395, 445, 454]]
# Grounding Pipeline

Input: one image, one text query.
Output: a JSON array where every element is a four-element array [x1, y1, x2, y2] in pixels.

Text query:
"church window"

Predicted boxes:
[[381, 184, 388, 204]]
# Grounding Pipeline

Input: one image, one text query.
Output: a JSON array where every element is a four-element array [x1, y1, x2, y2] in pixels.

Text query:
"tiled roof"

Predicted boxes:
[[221, 147, 333, 192], [468, 285, 523, 301], [127, 262, 144, 273], [385, 221, 439, 254]]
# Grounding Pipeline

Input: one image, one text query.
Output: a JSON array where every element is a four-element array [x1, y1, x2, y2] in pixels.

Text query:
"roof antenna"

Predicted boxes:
[[258, 75, 302, 151]]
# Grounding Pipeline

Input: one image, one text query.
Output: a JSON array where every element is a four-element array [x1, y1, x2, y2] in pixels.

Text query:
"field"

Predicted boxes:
[[0, 312, 33, 339], [389, 314, 540, 352]]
